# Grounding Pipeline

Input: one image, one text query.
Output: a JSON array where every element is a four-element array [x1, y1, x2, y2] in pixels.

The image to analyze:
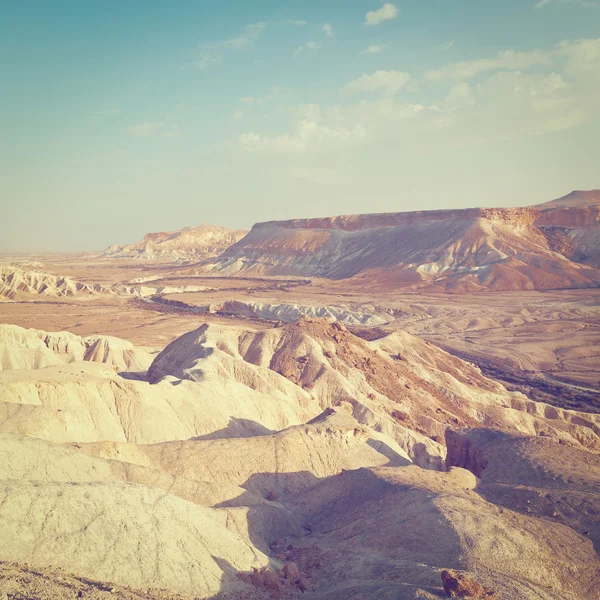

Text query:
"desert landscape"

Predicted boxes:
[[1, 188, 599, 600], [3, 3, 600, 598]]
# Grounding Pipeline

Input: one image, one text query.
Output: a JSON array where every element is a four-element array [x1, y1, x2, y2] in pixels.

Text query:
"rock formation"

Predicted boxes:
[[209, 191, 600, 292], [0, 265, 111, 301], [1, 319, 599, 599], [103, 223, 247, 262], [0, 324, 154, 372]]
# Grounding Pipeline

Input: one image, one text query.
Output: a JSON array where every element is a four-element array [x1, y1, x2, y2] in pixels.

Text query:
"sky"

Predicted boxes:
[[1, 0, 599, 252]]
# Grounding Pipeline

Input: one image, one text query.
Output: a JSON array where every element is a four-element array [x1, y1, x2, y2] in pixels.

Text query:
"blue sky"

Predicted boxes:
[[1, 0, 599, 251]]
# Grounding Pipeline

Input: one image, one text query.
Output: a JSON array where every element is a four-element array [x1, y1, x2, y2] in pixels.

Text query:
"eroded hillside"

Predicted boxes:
[[1, 319, 599, 599], [209, 192, 600, 292], [103, 223, 247, 262]]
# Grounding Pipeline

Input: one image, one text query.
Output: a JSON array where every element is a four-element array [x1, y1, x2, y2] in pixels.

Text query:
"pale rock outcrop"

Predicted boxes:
[[199, 299, 393, 326], [0, 324, 153, 372], [103, 223, 247, 262], [0, 265, 111, 301]]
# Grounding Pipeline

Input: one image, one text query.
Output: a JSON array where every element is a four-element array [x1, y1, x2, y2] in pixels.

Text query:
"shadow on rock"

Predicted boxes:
[[366, 437, 412, 466], [191, 418, 276, 441], [213, 467, 462, 599], [117, 370, 148, 381]]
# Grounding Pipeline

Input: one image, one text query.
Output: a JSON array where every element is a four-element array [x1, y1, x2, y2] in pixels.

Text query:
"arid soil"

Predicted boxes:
[[2, 259, 597, 400]]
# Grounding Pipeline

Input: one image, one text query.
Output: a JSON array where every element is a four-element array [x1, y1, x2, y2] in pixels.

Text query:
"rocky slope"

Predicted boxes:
[[445, 427, 600, 553], [166, 298, 394, 326], [282, 464, 599, 599], [0, 265, 111, 300], [0, 324, 320, 445], [209, 191, 600, 291], [103, 223, 247, 262], [0, 264, 214, 301], [2, 320, 600, 599], [4, 320, 598, 464], [0, 324, 154, 372], [535, 190, 600, 268]]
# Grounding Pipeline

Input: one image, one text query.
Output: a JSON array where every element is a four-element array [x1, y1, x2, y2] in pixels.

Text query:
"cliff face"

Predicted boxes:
[[259, 207, 539, 232], [213, 192, 600, 292], [534, 191, 600, 266], [536, 205, 600, 229]]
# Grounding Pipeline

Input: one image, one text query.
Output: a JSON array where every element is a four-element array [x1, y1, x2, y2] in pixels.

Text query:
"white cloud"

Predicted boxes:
[[443, 83, 476, 111], [361, 45, 384, 54], [427, 38, 600, 82], [224, 22, 266, 49], [558, 37, 600, 76], [162, 125, 182, 138], [239, 87, 281, 106], [421, 39, 600, 140], [425, 49, 551, 80], [322, 23, 334, 37], [289, 19, 307, 26], [466, 71, 586, 138], [128, 122, 165, 137], [191, 23, 266, 72], [235, 37, 600, 173], [239, 132, 262, 145], [236, 99, 444, 162], [293, 41, 321, 58], [365, 3, 399, 26], [195, 51, 223, 70], [534, 0, 599, 8], [439, 40, 456, 52], [90, 109, 119, 122], [238, 104, 368, 153], [127, 122, 181, 137], [234, 87, 283, 119], [256, 68, 585, 153], [342, 70, 411, 95]]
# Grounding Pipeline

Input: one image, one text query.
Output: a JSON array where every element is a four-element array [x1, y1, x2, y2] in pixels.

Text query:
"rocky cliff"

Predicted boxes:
[[534, 191, 600, 267], [210, 191, 600, 291]]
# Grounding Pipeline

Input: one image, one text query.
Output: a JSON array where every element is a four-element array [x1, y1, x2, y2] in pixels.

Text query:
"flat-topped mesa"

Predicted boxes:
[[254, 206, 540, 233], [213, 193, 600, 290]]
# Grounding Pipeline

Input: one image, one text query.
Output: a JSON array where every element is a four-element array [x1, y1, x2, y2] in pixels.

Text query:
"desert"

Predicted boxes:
[[1, 188, 600, 599], [3, 4, 600, 599]]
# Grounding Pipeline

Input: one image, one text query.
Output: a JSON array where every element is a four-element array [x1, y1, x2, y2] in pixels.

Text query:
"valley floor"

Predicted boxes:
[[2, 257, 598, 409]]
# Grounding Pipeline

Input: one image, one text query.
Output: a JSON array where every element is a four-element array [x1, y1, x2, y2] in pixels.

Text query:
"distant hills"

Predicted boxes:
[[101, 191, 600, 292], [103, 223, 247, 262]]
